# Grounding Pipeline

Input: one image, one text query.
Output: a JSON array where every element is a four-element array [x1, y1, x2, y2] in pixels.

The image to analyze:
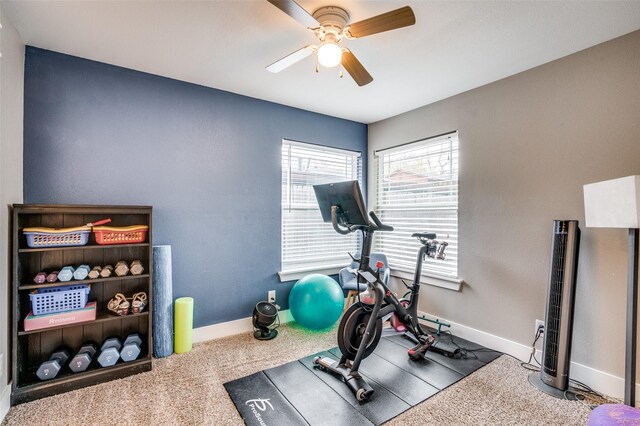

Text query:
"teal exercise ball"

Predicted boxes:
[[289, 274, 344, 330]]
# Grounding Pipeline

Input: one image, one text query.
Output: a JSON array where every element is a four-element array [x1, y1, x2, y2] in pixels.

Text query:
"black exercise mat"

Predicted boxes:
[[224, 335, 500, 426], [224, 371, 308, 426], [264, 361, 373, 426], [300, 351, 411, 425], [327, 347, 439, 406], [372, 338, 464, 390]]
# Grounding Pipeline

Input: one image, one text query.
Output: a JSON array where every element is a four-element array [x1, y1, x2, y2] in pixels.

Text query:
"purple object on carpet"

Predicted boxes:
[[589, 404, 640, 425]]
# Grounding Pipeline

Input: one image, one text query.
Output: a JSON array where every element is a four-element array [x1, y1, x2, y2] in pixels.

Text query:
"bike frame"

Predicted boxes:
[[343, 219, 432, 373], [315, 204, 444, 401]]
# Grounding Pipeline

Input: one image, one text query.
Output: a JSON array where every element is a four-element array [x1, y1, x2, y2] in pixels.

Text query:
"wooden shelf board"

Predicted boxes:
[[13, 357, 152, 400], [19, 243, 149, 253], [18, 311, 149, 336], [12, 204, 152, 215], [18, 274, 149, 290]]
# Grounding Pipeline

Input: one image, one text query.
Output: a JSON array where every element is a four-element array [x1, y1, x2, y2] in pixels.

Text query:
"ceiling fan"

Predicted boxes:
[[265, 0, 416, 87]]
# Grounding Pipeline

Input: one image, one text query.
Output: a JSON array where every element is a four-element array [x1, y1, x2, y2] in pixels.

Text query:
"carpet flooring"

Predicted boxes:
[[2, 323, 601, 425]]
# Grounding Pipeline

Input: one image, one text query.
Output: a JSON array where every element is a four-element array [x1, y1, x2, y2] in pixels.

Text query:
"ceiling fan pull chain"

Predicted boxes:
[[339, 69, 343, 79]]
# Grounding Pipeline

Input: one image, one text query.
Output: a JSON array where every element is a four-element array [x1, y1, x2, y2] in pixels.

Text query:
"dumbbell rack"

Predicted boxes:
[[10, 204, 153, 405]]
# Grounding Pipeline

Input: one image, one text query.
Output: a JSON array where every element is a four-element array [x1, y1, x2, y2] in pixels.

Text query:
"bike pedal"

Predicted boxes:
[[408, 335, 436, 360], [408, 348, 421, 361]]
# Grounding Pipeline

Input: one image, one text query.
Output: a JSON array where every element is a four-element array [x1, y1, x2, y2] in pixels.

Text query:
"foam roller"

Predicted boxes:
[[152, 245, 173, 358], [174, 297, 193, 354]]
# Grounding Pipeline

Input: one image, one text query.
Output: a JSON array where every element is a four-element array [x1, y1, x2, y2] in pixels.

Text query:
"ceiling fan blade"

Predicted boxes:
[[346, 6, 416, 38], [341, 49, 373, 87], [266, 0, 319, 28], [266, 45, 315, 73]]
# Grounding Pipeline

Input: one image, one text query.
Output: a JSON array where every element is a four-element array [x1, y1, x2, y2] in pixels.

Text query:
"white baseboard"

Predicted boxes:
[[1, 384, 10, 423], [418, 310, 633, 403], [192, 309, 294, 344]]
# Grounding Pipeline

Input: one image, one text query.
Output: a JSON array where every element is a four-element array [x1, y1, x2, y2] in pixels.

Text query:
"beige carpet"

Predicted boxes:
[[3, 323, 601, 425]]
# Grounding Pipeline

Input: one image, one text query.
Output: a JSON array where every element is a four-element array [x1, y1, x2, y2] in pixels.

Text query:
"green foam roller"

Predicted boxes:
[[174, 297, 193, 354]]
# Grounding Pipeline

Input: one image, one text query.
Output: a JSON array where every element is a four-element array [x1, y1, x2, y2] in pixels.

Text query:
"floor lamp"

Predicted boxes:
[[584, 175, 640, 407]]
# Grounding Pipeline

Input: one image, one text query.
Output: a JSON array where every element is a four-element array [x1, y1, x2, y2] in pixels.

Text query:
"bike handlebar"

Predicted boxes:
[[330, 206, 394, 234], [369, 211, 394, 232], [331, 206, 354, 235]]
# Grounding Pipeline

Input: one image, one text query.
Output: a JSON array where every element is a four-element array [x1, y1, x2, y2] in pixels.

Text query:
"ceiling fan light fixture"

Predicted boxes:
[[317, 41, 342, 68], [266, 1, 415, 86]]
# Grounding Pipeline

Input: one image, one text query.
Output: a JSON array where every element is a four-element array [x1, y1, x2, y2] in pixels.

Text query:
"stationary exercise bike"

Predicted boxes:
[[312, 181, 449, 402]]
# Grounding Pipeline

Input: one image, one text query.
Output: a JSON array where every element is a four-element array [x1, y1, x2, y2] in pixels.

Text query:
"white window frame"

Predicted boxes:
[[373, 132, 462, 291], [279, 139, 363, 282]]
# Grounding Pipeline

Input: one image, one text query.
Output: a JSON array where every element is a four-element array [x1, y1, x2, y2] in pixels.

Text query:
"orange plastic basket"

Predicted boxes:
[[93, 225, 148, 245]]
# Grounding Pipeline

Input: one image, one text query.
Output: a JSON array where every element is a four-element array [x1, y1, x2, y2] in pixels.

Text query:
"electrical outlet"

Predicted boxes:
[[535, 319, 545, 335], [268, 290, 276, 304]]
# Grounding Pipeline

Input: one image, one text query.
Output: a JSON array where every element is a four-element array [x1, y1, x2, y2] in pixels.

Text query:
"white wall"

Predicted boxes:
[[368, 30, 640, 390], [0, 3, 24, 418]]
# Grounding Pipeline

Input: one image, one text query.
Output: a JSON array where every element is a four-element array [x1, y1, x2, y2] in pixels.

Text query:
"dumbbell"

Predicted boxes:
[[97, 338, 121, 367], [73, 264, 90, 280], [58, 266, 75, 282], [120, 334, 142, 362], [100, 265, 114, 278], [129, 260, 144, 276], [88, 266, 102, 279], [97, 334, 142, 367], [115, 261, 129, 277], [69, 343, 98, 373], [46, 271, 59, 283], [36, 349, 70, 381], [33, 272, 46, 284]]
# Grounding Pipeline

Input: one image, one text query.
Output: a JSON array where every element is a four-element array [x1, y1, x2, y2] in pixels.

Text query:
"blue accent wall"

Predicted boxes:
[[23, 47, 367, 328]]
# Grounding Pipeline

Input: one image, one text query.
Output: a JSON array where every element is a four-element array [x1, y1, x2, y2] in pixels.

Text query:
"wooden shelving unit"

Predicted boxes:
[[10, 204, 153, 405]]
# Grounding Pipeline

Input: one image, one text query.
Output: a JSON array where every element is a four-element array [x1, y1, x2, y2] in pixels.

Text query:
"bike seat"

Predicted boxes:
[[412, 232, 437, 240]]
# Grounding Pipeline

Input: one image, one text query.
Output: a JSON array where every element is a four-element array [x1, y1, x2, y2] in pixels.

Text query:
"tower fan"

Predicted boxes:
[[529, 220, 580, 399]]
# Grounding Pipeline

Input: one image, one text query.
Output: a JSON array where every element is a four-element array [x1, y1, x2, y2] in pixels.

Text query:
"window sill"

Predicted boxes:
[[391, 270, 463, 292], [278, 265, 343, 282]]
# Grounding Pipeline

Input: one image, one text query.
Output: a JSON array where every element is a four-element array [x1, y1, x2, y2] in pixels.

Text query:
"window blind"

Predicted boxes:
[[374, 132, 459, 278], [281, 140, 362, 273]]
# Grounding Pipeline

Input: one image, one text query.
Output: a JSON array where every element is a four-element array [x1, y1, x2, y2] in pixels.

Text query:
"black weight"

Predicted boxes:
[[338, 302, 383, 361]]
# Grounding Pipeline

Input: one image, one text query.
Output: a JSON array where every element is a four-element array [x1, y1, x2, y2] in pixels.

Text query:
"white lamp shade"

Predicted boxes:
[[584, 175, 640, 228]]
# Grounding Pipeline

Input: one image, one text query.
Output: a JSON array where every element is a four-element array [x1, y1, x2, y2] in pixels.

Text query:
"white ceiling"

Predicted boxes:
[[4, 0, 640, 123]]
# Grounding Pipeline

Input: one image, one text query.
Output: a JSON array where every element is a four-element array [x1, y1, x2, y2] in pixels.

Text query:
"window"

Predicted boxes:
[[374, 132, 459, 280], [281, 140, 362, 276]]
